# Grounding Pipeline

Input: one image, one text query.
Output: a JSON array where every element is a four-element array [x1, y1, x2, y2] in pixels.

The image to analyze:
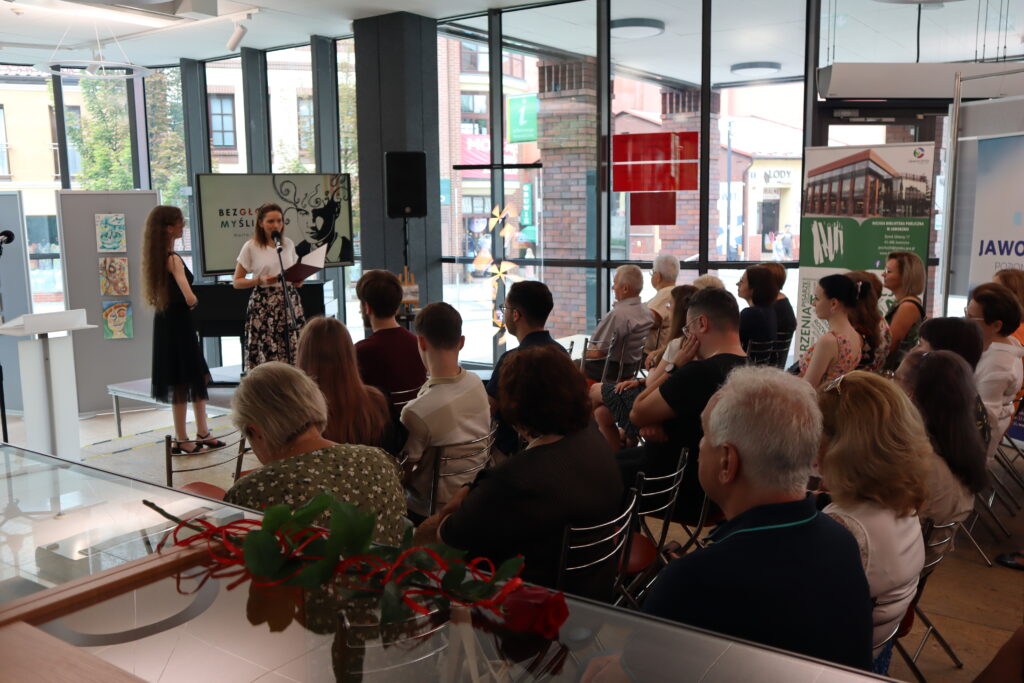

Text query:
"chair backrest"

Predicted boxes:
[[920, 518, 958, 578], [634, 448, 688, 555], [771, 332, 794, 369], [164, 432, 249, 488], [389, 385, 423, 411], [426, 426, 498, 515], [557, 488, 638, 602], [579, 334, 616, 377], [745, 339, 774, 366], [612, 324, 648, 382]]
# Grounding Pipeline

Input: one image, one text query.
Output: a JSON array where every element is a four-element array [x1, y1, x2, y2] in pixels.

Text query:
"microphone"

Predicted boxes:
[[270, 230, 282, 249], [0, 230, 13, 245]]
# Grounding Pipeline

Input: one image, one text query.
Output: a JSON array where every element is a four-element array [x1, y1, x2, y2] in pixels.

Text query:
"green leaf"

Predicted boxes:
[[456, 579, 497, 602], [260, 505, 293, 535], [494, 556, 524, 582], [243, 530, 286, 577], [287, 557, 338, 589], [327, 500, 376, 557], [400, 519, 414, 550], [441, 564, 467, 593], [380, 582, 410, 625], [288, 492, 334, 528]]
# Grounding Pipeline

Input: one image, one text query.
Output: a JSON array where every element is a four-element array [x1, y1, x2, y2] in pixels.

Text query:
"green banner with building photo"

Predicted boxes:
[[797, 143, 933, 355]]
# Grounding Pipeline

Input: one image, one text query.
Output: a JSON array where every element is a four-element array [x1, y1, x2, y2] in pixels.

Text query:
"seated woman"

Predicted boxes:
[[762, 261, 796, 341], [818, 371, 928, 673], [916, 316, 991, 447], [736, 265, 779, 352], [296, 316, 404, 455], [798, 274, 865, 387], [895, 350, 989, 566], [224, 361, 406, 545], [418, 346, 623, 600], [882, 250, 926, 371], [845, 270, 890, 372], [967, 282, 1024, 460], [591, 285, 698, 450]]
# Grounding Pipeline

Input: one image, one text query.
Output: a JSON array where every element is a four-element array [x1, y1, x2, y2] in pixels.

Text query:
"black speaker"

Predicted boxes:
[[385, 151, 427, 218]]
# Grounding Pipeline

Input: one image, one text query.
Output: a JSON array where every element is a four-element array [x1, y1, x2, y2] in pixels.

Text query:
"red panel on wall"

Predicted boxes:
[[612, 162, 698, 192], [612, 132, 698, 163], [629, 192, 676, 226]]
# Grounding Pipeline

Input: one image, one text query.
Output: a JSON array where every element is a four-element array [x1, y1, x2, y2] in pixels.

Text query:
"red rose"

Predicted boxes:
[[501, 585, 569, 640]]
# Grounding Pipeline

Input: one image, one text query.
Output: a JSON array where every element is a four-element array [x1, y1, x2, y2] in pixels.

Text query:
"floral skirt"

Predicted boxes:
[[243, 285, 306, 371]]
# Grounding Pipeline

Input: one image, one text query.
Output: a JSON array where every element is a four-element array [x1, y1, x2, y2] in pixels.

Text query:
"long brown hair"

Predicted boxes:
[[845, 270, 882, 354], [666, 285, 699, 342], [296, 316, 389, 446], [253, 202, 283, 247], [142, 205, 183, 312]]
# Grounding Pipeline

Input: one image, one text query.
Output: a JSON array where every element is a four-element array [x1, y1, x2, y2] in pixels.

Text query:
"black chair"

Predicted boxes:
[[745, 339, 774, 366], [771, 332, 794, 369], [557, 488, 637, 603]]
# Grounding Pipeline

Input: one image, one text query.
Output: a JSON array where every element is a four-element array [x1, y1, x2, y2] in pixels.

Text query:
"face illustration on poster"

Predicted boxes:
[[99, 256, 130, 296], [275, 176, 353, 264], [102, 300, 133, 339]]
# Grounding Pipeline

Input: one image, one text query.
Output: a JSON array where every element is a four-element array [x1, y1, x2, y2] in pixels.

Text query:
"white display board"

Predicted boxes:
[[0, 192, 32, 413], [57, 190, 159, 414], [196, 173, 353, 275], [966, 134, 1024, 286]]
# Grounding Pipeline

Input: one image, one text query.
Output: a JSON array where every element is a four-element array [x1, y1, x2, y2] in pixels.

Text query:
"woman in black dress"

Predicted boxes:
[[142, 205, 220, 454]]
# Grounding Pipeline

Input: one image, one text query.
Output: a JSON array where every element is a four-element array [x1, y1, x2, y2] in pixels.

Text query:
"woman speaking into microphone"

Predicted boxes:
[[232, 202, 306, 370]]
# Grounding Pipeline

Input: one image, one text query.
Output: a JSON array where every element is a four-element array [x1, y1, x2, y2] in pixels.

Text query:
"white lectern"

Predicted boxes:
[[0, 310, 95, 461]]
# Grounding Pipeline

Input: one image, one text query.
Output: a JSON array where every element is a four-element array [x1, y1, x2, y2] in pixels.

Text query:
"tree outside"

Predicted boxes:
[[63, 77, 134, 191]]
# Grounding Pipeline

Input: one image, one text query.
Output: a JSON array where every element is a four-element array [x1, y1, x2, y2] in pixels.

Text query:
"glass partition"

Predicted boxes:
[[268, 46, 315, 173], [205, 58, 246, 173]]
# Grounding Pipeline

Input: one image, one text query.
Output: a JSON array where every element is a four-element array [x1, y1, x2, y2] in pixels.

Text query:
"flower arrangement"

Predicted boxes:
[[145, 493, 546, 627]]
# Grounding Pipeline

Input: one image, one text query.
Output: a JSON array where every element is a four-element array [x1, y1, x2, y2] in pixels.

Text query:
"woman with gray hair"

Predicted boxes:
[[224, 361, 406, 544]]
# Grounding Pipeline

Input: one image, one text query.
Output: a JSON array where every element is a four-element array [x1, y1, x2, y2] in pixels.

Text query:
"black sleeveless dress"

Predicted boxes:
[[151, 253, 210, 403]]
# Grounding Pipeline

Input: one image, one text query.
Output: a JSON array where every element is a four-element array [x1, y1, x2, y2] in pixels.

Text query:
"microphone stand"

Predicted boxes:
[[274, 237, 298, 365]]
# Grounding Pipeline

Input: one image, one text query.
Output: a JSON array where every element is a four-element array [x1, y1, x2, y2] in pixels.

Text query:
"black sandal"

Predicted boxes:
[[196, 431, 226, 449], [171, 439, 204, 455]]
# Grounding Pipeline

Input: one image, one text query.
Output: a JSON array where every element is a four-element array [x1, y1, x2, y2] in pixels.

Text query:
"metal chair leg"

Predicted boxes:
[[989, 475, 1020, 514], [913, 606, 964, 669], [894, 640, 928, 683], [994, 448, 1024, 494], [954, 518, 993, 567], [977, 493, 1012, 537]]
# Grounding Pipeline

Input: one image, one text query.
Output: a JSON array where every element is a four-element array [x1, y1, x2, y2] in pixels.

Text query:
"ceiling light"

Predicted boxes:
[[730, 61, 782, 77], [610, 18, 665, 40], [7, 1, 178, 28], [225, 21, 248, 52]]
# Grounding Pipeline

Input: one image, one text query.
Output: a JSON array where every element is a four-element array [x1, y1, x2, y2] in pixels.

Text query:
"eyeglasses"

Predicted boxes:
[[963, 306, 985, 321], [823, 374, 846, 394]]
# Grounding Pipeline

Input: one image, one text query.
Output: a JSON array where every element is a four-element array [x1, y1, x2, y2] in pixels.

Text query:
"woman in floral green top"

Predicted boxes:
[[224, 361, 405, 545]]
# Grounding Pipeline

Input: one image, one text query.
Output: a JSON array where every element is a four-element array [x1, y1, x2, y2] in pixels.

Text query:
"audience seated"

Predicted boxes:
[[798, 274, 865, 387], [735, 264, 779, 350], [895, 350, 989, 566], [297, 316, 404, 454], [418, 346, 623, 600], [591, 285, 698, 450], [916, 316, 991, 447], [353, 269, 427, 400], [224, 362, 405, 545], [644, 252, 680, 355], [762, 262, 796, 341], [817, 371, 928, 672], [622, 286, 746, 522], [993, 268, 1024, 411], [692, 274, 724, 290], [401, 302, 491, 519], [845, 270, 890, 372], [640, 366, 873, 671], [967, 282, 1024, 460], [583, 265, 654, 382], [487, 281, 567, 457], [883, 250, 926, 371]]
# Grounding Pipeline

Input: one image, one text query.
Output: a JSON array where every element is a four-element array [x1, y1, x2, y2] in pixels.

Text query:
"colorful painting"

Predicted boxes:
[[99, 256, 130, 296], [95, 213, 127, 252], [101, 300, 133, 340]]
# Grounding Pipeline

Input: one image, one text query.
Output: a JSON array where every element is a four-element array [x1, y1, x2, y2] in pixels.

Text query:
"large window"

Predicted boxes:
[[268, 46, 314, 173], [146, 67, 189, 253], [206, 58, 246, 171], [0, 105, 9, 176], [62, 74, 133, 190]]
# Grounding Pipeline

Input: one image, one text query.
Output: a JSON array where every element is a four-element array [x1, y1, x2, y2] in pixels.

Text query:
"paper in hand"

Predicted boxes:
[[285, 243, 328, 283]]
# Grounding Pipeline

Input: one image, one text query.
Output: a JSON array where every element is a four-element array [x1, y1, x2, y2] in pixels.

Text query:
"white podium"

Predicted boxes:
[[0, 310, 95, 461]]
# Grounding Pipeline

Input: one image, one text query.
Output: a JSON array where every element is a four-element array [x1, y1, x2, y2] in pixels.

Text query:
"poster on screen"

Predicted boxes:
[[967, 134, 1024, 287], [196, 173, 353, 276], [796, 143, 934, 354]]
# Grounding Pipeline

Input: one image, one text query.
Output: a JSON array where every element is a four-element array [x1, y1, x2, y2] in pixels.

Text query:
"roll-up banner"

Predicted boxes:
[[797, 143, 934, 355]]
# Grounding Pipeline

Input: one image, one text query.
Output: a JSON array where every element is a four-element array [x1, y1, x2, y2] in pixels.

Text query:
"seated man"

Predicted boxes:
[[622, 286, 746, 522], [644, 252, 680, 356], [583, 265, 653, 382], [488, 281, 567, 457], [401, 302, 491, 520], [354, 269, 427, 400], [639, 366, 873, 671]]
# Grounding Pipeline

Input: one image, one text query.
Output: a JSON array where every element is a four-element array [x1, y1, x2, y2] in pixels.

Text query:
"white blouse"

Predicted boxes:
[[824, 500, 924, 651], [236, 237, 298, 286], [975, 339, 1024, 458]]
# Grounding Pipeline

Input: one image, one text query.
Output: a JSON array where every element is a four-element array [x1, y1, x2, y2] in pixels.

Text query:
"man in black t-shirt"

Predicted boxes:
[[625, 287, 746, 522]]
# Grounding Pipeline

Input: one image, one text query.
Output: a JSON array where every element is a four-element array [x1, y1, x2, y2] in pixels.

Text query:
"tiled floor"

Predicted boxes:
[[3, 408, 1023, 682]]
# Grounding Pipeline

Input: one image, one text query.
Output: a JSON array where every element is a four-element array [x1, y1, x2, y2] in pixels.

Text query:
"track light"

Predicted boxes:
[[226, 22, 248, 52]]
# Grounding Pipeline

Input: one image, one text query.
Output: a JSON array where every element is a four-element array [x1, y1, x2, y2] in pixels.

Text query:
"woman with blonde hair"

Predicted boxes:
[[232, 202, 306, 370], [296, 316, 401, 453], [818, 371, 928, 672], [882, 250, 926, 370], [225, 361, 405, 544], [142, 205, 219, 454]]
